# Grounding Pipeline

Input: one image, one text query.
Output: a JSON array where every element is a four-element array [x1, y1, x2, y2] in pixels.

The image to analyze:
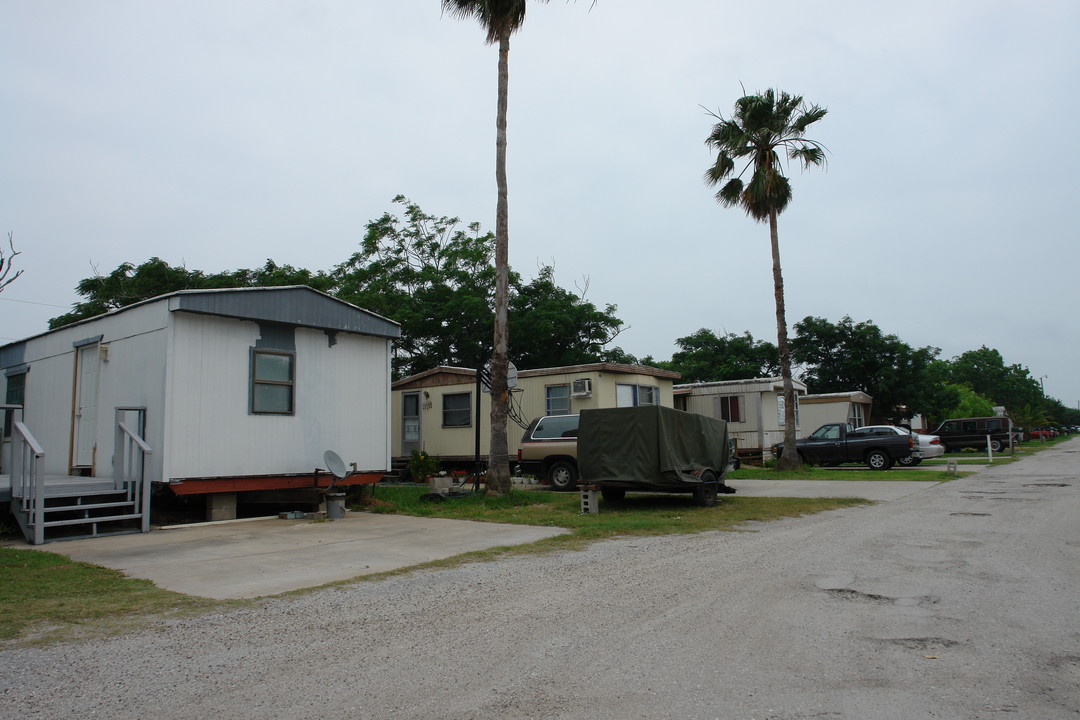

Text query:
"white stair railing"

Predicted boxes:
[[11, 417, 47, 545], [114, 407, 152, 533]]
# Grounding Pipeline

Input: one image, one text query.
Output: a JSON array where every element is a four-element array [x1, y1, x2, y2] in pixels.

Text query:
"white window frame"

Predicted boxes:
[[546, 384, 571, 415]]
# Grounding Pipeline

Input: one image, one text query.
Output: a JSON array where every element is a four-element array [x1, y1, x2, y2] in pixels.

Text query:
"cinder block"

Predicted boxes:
[[206, 493, 237, 522]]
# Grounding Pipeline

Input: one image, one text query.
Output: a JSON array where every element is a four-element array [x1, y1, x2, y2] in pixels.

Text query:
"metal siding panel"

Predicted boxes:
[[10, 302, 171, 477], [167, 316, 391, 479], [173, 287, 400, 339]]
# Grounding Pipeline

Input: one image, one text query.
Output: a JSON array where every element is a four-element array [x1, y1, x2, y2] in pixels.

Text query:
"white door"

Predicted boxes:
[[401, 392, 421, 456], [73, 343, 101, 469]]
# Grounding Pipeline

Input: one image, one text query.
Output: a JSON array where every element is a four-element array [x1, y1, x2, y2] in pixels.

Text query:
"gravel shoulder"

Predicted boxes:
[[2, 441, 1078, 719]]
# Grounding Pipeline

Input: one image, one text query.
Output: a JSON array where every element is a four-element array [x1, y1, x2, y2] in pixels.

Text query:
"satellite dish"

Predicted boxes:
[[323, 450, 349, 479], [481, 361, 519, 393]]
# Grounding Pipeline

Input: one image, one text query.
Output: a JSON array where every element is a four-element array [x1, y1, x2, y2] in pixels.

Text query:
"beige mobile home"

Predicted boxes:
[[799, 391, 873, 431], [390, 362, 679, 473], [1, 286, 399, 543], [674, 377, 808, 460]]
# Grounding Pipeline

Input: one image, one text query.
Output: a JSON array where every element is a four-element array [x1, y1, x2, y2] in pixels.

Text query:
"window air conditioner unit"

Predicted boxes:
[[571, 378, 592, 398]]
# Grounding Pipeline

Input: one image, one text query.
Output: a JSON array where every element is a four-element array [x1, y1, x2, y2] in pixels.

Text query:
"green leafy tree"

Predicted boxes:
[[1008, 403, 1049, 435], [704, 89, 827, 470], [917, 360, 963, 428], [334, 195, 498, 377], [508, 266, 625, 369], [660, 329, 778, 383], [939, 384, 997, 422], [49, 198, 628, 383], [442, 0, 590, 494], [335, 198, 626, 377], [49, 257, 332, 329], [948, 346, 1042, 411], [1042, 398, 1080, 426], [790, 315, 940, 423]]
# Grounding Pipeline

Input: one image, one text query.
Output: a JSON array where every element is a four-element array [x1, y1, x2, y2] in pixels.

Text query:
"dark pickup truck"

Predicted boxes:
[[773, 423, 918, 470]]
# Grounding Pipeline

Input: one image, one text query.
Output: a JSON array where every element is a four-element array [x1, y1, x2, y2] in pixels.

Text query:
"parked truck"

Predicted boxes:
[[577, 405, 733, 506], [772, 423, 918, 470]]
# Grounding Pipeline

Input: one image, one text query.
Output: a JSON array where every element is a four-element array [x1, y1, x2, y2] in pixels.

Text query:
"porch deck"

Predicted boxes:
[[1, 473, 118, 504]]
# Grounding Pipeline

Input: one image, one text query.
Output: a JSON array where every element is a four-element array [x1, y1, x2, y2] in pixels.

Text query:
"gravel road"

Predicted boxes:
[[2, 441, 1078, 719]]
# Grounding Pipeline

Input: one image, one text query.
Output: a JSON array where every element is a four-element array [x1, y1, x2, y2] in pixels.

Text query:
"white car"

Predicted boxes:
[[903, 430, 944, 465], [855, 425, 941, 466]]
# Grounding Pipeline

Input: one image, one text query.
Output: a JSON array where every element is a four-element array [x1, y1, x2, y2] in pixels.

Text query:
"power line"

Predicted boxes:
[[0, 296, 70, 309]]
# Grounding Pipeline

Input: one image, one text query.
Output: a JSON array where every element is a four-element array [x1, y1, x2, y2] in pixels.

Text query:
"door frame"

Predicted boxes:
[[70, 337, 103, 473]]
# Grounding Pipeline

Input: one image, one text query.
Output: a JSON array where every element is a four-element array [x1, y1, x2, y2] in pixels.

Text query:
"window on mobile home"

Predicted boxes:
[[443, 392, 471, 427], [546, 384, 570, 415], [251, 350, 295, 414]]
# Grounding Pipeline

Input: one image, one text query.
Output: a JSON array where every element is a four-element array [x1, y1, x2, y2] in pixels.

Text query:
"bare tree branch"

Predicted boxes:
[[0, 231, 24, 293]]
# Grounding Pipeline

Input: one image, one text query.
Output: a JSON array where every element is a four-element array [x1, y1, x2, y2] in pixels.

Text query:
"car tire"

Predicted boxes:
[[897, 454, 922, 467], [865, 450, 892, 470], [693, 470, 719, 507], [546, 460, 578, 491], [989, 439, 1004, 453]]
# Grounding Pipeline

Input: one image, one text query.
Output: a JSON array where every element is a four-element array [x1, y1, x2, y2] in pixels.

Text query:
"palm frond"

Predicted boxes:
[[788, 143, 827, 170], [703, 153, 736, 186], [703, 87, 826, 216], [441, 0, 549, 45], [716, 178, 744, 209]]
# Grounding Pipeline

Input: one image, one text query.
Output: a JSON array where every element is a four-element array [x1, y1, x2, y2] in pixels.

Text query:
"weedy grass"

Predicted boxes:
[[362, 485, 865, 546], [0, 546, 232, 647]]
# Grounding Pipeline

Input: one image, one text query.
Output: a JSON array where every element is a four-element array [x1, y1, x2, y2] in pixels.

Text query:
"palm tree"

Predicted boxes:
[[441, 0, 550, 494], [703, 89, 827, 471]]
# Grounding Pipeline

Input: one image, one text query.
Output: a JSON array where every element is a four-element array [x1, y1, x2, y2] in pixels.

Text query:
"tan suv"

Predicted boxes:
[[517, 414, 580, 490]]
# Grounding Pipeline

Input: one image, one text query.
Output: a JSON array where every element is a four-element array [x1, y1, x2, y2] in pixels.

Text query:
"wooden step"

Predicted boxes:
[[41, 513, 142, 529], [44, 500, 136, 513]]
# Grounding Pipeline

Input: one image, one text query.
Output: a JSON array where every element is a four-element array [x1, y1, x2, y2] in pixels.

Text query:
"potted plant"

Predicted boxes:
[[408, 449, 440, 482]]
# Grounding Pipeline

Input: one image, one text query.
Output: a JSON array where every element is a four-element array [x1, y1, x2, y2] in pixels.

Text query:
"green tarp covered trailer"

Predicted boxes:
[[577, 405, 732, 506]]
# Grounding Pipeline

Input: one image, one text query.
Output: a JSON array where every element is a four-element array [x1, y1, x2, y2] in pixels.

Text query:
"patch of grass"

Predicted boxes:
[[727, 466, 955, 481], [359, 486, 865, 549], [0, 547, 230, 647]]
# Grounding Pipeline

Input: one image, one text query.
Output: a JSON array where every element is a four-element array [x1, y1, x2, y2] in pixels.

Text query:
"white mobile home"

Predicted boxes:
[[674, 377, 808, 459], [1, 286, 399, 542]]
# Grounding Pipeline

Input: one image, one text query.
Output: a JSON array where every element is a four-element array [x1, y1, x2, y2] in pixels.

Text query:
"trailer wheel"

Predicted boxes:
[[547, 460, 578, 491], [601, 488, 626, 503], [865, 450, 892, 470], [693, 471, 719, 507]]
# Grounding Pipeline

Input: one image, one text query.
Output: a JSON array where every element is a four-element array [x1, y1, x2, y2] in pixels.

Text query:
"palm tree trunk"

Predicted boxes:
[[487, 29, 512, 495], [770, 209, 800, 470]]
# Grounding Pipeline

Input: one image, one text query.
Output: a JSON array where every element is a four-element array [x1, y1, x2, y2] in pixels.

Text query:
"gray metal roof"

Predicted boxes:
[[167, 286, 400, 339], [1, 286, 400, 351]]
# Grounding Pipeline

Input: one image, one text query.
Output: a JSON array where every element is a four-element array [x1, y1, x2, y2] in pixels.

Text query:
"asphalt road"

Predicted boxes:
[[2, 440, 1077, 719]]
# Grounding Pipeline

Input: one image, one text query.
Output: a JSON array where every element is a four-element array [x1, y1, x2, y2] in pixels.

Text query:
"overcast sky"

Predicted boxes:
[[2, 1, 1078, 411]]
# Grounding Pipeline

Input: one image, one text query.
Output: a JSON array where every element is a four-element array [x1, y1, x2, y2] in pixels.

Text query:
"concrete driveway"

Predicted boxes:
[[7, 513, 568, 600], [8, 478, 937, 600]]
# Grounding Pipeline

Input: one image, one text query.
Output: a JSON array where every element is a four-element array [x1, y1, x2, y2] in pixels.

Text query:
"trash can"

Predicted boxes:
[[325, 492, 347, 520]]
